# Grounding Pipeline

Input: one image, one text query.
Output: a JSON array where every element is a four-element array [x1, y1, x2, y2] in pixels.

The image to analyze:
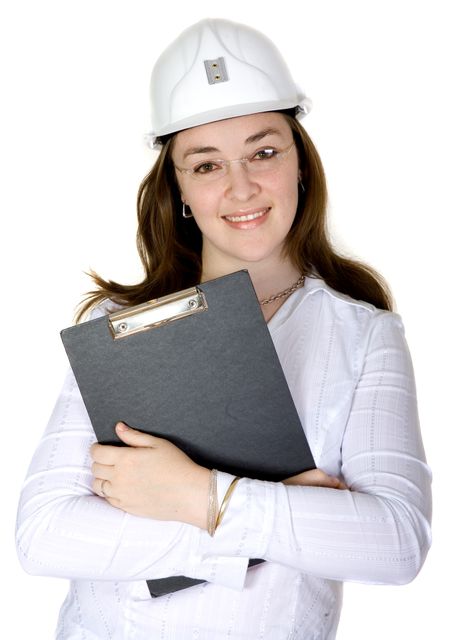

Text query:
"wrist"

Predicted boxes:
[[180, 464, 211, 529]]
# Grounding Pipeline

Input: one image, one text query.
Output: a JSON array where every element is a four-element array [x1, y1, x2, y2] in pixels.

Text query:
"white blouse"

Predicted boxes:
[[16, 277, 432, 639]]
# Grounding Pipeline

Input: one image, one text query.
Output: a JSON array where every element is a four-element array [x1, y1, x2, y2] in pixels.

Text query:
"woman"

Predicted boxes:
[[16, 18, 431, 639]]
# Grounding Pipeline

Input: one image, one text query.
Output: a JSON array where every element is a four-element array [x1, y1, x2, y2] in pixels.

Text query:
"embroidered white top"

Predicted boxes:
[[16, 277, 432, 639]]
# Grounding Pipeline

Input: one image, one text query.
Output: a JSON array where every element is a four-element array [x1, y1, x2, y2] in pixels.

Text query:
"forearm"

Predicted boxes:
[[17, 489, 246, 587], [200, 469, 431, 585], [16, 370, 248, 588]]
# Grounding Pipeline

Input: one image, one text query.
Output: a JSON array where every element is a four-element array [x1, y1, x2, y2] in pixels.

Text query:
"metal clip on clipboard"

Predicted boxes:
[[108, 287, 208, 339]]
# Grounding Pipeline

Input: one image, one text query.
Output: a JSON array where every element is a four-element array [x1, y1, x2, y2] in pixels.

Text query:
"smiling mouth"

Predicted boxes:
[[223, 208, 270, 223]]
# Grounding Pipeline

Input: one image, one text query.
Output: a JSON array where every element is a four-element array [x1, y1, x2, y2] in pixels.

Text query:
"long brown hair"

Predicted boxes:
[[76, 113, 392, 320]]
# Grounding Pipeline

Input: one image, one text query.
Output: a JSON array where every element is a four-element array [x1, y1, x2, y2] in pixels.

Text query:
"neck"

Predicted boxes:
[[201, 254, 301, 307]]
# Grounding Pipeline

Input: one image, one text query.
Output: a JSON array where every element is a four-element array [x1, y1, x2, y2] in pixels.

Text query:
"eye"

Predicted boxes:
[[252, 148, 278, 161], [193, 161, 222, 174]]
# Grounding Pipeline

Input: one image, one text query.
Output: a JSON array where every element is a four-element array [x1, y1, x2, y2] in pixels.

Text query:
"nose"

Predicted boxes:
[[224, 162, 260, 202]]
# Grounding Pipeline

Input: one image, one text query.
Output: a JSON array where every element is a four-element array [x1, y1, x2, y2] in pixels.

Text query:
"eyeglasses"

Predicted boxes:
[[174, 142, 295, 183]]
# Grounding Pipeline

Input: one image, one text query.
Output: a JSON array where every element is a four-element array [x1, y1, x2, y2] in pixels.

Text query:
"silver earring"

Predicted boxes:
[[298, 171, 306, 194], [182, 202, 193, 219]]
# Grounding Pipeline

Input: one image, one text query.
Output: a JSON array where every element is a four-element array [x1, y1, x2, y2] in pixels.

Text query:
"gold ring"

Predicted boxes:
[[100, 479, 108, 498]]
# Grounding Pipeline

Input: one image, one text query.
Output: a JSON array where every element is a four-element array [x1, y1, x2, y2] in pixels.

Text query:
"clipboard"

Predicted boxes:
[[61, 270, 315, 596]]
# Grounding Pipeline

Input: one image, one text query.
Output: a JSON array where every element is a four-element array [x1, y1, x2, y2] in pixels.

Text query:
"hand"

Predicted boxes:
[[283, 468, 348, 490], [90, 422, 210, 527]]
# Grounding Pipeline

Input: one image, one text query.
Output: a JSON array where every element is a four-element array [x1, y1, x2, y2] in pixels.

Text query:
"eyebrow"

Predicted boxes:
[[182, 127, 284, 160]]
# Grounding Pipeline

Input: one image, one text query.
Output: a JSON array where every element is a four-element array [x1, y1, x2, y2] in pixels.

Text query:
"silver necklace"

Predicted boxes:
[[259, 275, 305, 306]]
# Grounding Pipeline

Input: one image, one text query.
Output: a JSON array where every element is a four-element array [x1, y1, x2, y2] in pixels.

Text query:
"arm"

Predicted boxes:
[[199, 312, 432, 585], [15, 368, 248, 588]]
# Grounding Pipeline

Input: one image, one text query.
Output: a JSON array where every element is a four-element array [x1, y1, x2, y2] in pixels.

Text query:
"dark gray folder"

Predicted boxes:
[[61, 270, 315, 596]]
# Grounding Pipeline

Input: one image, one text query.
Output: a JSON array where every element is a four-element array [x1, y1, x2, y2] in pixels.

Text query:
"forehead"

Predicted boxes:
[[172, 112, 292, 155]]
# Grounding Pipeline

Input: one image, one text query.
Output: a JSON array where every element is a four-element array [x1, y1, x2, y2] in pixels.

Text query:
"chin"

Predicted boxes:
[[228, 248, 282, 266]]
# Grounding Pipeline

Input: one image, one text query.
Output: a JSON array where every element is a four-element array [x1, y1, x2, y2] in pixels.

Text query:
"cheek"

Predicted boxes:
[[189, 197, 211, 222], [185, 188, 220, 221], [268, 172, 299, 219]]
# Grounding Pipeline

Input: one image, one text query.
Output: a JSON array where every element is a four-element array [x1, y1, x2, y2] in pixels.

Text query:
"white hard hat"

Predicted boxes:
[[146, 18, 312, 148]]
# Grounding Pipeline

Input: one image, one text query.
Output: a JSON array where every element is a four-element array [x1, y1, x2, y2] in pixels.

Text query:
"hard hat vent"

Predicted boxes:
[[204, 57, 229, 85]]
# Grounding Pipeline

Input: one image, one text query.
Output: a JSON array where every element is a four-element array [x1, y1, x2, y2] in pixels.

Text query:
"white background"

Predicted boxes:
[[2, 1, 448, 637]]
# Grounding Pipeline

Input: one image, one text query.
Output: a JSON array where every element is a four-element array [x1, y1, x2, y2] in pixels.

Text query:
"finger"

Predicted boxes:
[[90, 442, 122, 464], [105, 496, 122, 510], [115, 422, 162, 448], [283, 469, 325, 486], [91, 461, 114, 480], [284, 469, 344, 489], [92, 479, 123, 510], [92, 477, 113, 499]]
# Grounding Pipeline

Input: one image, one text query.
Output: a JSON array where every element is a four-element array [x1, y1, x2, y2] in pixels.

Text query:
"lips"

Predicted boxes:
[[223, 207, 270, 223]]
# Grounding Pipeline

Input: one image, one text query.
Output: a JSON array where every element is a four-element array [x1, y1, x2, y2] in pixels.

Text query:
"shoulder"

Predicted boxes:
[[85, 298, 124, 321], [274, 275, 406, 350], [306, 278, 411, 363], [303, 275, 377, 311], [272, 277, 413, 388], [303, 275, 402, 323]]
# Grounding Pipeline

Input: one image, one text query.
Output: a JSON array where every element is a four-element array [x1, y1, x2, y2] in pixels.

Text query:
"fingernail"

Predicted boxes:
[[116, 422, 129, 432]]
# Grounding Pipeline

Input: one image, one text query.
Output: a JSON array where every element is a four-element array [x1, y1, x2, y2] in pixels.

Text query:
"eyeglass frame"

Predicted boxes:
[[173, 141, 296, 181]]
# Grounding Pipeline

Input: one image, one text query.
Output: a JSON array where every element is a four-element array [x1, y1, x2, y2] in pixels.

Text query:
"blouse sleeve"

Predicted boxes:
[[15, 371, 248, 590], [198, 311, 432, 585]]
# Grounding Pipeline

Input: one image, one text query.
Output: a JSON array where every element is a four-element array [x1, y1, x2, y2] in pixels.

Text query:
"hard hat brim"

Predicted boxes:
[[145, 97, 312, 149]]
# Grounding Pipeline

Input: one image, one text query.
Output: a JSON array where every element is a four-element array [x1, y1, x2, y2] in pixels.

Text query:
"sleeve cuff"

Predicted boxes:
[[187, 552, 249, 591], [198, 472, 275, 563]]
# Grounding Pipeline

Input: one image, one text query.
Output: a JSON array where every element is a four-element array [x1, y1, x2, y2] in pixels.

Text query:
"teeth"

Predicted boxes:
[[225, 209, 268, 223]]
